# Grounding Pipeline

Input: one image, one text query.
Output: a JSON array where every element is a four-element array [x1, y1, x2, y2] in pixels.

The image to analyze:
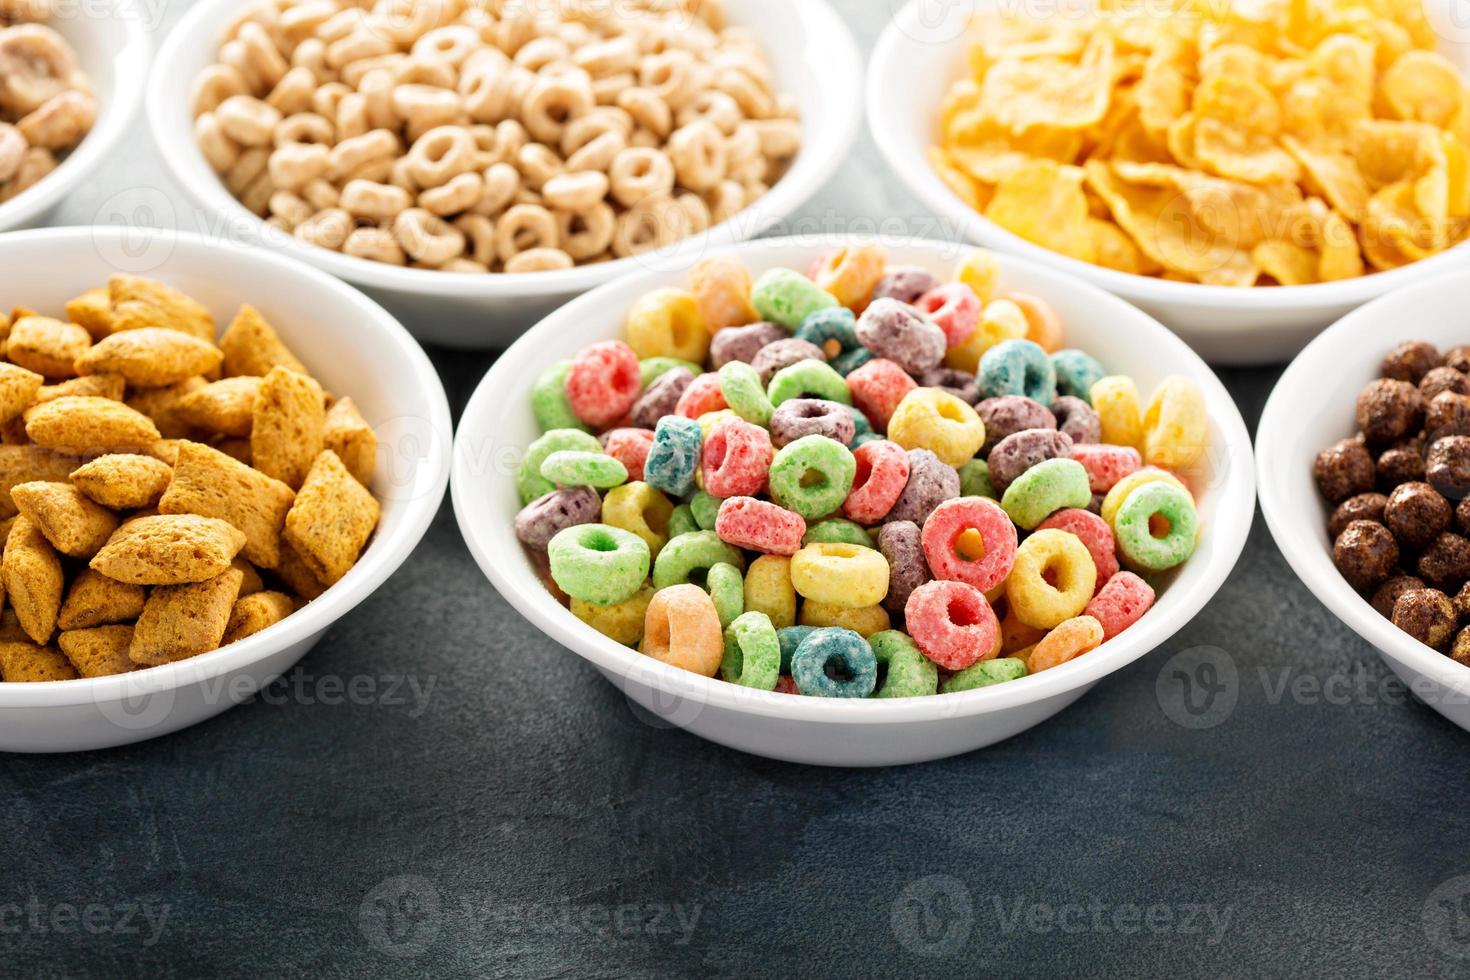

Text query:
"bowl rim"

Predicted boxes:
[[451, 234, 1258, 725], [1257, 270, 1470, 696], [146, 0, 865, 301], [0, 226, 453, 708], [865, 0, 1470, 319], [0, 14, 151, 232]]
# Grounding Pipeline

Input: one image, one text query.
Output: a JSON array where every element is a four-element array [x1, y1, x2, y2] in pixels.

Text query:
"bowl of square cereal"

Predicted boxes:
[[147, 0, 863, 349], [0, 227, 451, 753], [868, 0, 1470, 364], [451, 237, 1256, 766]]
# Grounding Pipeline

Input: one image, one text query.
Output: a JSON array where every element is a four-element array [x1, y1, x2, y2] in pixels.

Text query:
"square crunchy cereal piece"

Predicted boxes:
[[90, 514, 247, 585], [222, 590, 293, 644], [70, 453, 173, 510], [66, 287, 113, 341], [0, 362, 42, 422], [282, 450, 379, 587], [58, 567, 146, 630], [177, 376, 259, 437], [11, 481, 120, 559], [219, 305, 306, 378], [0, 445, 83, 518], [158, 440, 294, 568], [129, 567, 244, 666], [232, 556, 263, 596], [273, 538, 325, 601], [36, 373, 126, 404], [77, 329, 222, 388], [59, 625, 137, 678], [0, 640, 76, 681], [7, 316, 90, 378], [24, 396, 162, 454], [2, 515, 63, 644], [324, 396, 377, 486], [108, 274, 216, 341], [251, 366, 324, 489], [126, 377, 206, 439]]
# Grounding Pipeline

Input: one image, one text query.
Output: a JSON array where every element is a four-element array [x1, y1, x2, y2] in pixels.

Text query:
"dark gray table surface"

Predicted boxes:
[[5, 1, 1470, 977]]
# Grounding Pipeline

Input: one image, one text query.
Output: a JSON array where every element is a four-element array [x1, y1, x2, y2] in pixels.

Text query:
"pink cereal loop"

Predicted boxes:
[[921, 496, 1018, 592]]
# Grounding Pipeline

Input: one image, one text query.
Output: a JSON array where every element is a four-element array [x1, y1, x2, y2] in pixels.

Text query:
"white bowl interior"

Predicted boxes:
[[452, 237, 1257, 728], [149, 0, 864, 303], [0, 228, 452, 709]]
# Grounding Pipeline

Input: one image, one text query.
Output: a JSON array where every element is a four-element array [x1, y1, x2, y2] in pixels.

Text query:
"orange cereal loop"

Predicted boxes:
[[107, 274, 216, 341], [640, 582, 723, 677], [58, 624, 137, 678], [689, 255, 758, 333], [251, 366, 325, 490], [810, 244, 886, 312], [1027, 615, 1104, 672], [0, 639, 76, 681], [219, 305, 307, 378], [1005, 292, 1063, 353]]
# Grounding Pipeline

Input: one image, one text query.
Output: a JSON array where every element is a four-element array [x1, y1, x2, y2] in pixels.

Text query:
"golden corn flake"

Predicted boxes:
[[984, 161, 1095, 263]]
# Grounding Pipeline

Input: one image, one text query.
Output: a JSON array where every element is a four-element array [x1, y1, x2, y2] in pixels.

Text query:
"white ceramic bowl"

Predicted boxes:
[[452, 236, 1257, 766], [866, 0, 1470, 366], [147, 0, 863, 350], [0, 228, 452, 753], [0, 11, 149, 232], [1258, 272, 1470, 734]]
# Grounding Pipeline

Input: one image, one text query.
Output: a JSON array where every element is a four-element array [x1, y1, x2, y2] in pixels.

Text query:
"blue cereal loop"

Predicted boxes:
[[978, 339, 1057, 405], [791, 627, 877, 698], [644, 415, 702, 497], [1050, 349, 1106, 403]]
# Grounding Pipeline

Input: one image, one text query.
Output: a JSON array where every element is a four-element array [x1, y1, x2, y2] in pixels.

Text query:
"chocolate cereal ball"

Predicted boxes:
[[1447, 346, 1470, 374], [1421, 366, 1470, 402], [1380, 340, 1442, 384], [1392, 588, 1457, 648], [1452, 581, 1470, 620], [1383, 482, 1451, 551], [1426, 391, 1470, 444], [1329, 492, 1388, 539], [1450, 626, 1470, 667], [1333, 520, 1400, 591], [1376, 444, 1425, 489], [1373, 574, 1427, 618], [1427, 436, 1470, 499], [1314, 438, 1375, 502], [1356, 378, 1424, 445], [1418, 531, 1470, 590], [1457, 496, 1470, 535]]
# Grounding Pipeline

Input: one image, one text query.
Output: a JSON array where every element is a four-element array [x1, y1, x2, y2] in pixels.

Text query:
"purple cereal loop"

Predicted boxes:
[[977, 395, 1056, 455], [768, 398, 857, 448], [988, 428, 1075, 493], [887, 448, 960, 524], [854, 298, 946, 375], [871, 267, 944, 306], [514, 486, 603, 550], [631, 367, 694, 429], [877, 520, 931, 615], [751, 337, 827, 385], [710, 322, 787, 369], [918, 367, 981, 406], [1051, 396, 1101, 444]]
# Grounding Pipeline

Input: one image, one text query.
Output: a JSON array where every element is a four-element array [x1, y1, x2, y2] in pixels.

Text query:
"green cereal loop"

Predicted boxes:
[[667, 503, 698, 538], [540, 450, 628, 489], [1000, 457, 1092, 530], [777, 625, 815, 673], [640, 356, 703, 389], [652, 530, 745, 589], [868, 630, 939, 698], [690, 490, 722, 530], [751, 268, 839, 329], [718, 360, 774, 426], [767, 360, 852, 407], [768, 434, 856, 520], [941, 657, 1027, 693], [847, 405, 874, 440], [851, 432, 884, 448], [721, 611, 780, 690], [546, 523, 650, 606], [803, 519, 875, 548], [707, 561, 745, 628], [532, 361, 589, 434], [831, 346, 875, 377], [958, 458, 997, 499], [1114, 481, 1199, 571], [517, 428, 603, 504]]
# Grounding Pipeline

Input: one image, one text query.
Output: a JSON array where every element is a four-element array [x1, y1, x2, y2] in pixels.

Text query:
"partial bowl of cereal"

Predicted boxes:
[[0, 2, 149, 233], [146, 0, 863, 350], [451, 237, 1255, 766], [0, 227, 451, 753], [868, 0, 1470, 366], [1259, 273, 1470, 735]]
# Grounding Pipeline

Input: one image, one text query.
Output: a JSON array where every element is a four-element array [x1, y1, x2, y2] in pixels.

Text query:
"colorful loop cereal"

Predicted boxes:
[[831, 346, 876, 377], [799, 600, 892, 637], [667, 503, 699, 539], [717, 360, 774, 427], [518, 428, 603, 504], [917, 368, 981, 407], [810, 244, 886, 311], [540, 450, 628, 489], [697, 409, 739, 440], [868, 630, 940, 698], [954, 249, 1001, 303], [767, 359, 851, 408], [958, 459, 997, 499], [572, 585, 655, 646], [978, 395, 1055, 455], [790, 542, 890, 608], [752, 337, 826, 385], [769, 398, 856, 449], [1001, 604, 1047, 654], [1000, 457, 1092, 530], [1028, 615, 1104, 672], [532, 361, 588, 433], [888, 448, 961, 525], [751, 268, 839, 330], [978, 339, 1057, 404], [846, 358, 917, 431], [872, 267, 943, 305], [790, 627, 878, 698], [855, 298, 947, 375], [887, 387, 986, 468], [847, 406, 876, 444], [1036, 508, 1120, 585], [777, 625, 817, 673], [1070, 443, 1141, 494], [600, 428, 655, 483], [566, 340, 641, 429], [1113, 481, 1199, 572], [1142, 376, 1208, 473], [721, 610, 780, 690], [674, 371, 729, 419], [627, 289, 709, 363], [641, 583, 724, 677], [643, 415, 703, 497], [844, 439, 911, 524], [690, 490, 722, 531], [877, 520, 931, 615], [904, 579, 1000, 671], [632, 367, 694, 429], [1007, 529, 1098, 629], [1090, 376, 1143, 449], [716, 496, 806, 556], [640, 359, 705, 389], [652, 530, 744, 589], [690, 255, 759, 333], [941, 656, 1027, 693], [920, 497, 1018, 592], [744, 555, 797, 628], [701, 417, 773, 498], [1008, 294, 1064, 353], [803, 519, 875, 548], [916, 283, 981, 347], [602, 482, 674, 557], [944, 298, 1028, 373], [1100, 467, 1191, 528], [767, 434, 856, 521], [710, 322, 786, 369], [1050, 349, 1106, 402], [1051, 396, 1101, 444], [516, 486, 602, 550], [795, 307, 861, 361], [988, 429, 1074, 494], [1085, 571, 1155, 640], [547, 523, 651, 606], [707, 561, 745, 628]]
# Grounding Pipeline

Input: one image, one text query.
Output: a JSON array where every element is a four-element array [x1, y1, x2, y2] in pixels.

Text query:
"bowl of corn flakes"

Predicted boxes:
[[868, 0, 1470, 364]]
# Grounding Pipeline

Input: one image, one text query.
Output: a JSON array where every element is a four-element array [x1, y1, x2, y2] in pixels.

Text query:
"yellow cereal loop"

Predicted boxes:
[[953, 248, 1001, 304], [1100, 467, 1192, 528], [625, 288, 709, 363], [887, 387, 986, 468], [1090, 375, 1143, 449], [1142, 376, 1208, 474], [800, 599, 891, 638], [743, 554, 796, 628], [789, 542, 890, 608], [697, 409, 739, 440], [1006, 529, 1097, 629], [573, 585, 655, 646], [944, 298, 1027, 372], [602, 482, 674, 557]]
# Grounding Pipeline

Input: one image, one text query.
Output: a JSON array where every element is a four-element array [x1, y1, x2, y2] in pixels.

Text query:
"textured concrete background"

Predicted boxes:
[[3, 1, 1470, 976]]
